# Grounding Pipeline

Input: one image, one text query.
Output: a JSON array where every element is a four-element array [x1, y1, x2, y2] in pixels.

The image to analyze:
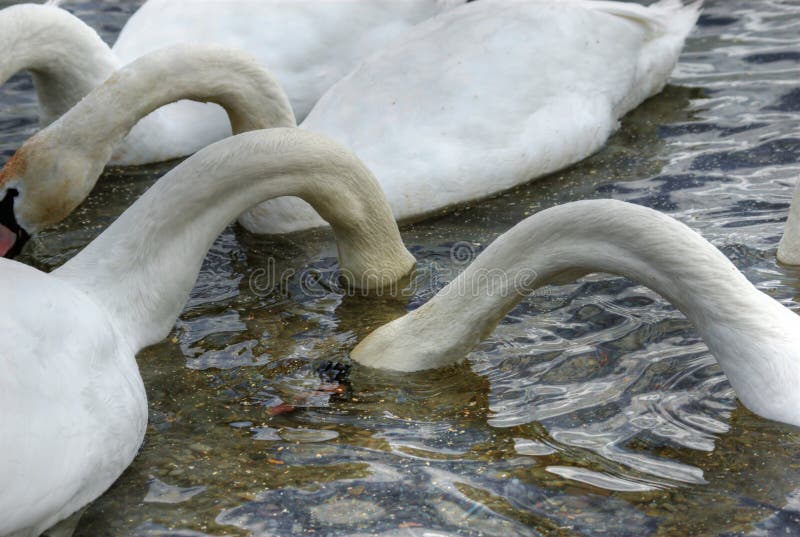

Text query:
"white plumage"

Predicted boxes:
[[0, 129, 414, 536], [0, 0, 463, 164], [240, 0, 702, 233], [0, 0, 703, 242]]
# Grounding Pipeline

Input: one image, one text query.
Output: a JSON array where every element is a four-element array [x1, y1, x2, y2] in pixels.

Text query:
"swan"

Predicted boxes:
[[0, 0, 701, 246], [0, 128, 415, 537], [239, 0, 703, 234], [0, 43, 297, 257], [0, 0, 464, 164], [351, 199, 800, 428], [778, 179, 800, 265]]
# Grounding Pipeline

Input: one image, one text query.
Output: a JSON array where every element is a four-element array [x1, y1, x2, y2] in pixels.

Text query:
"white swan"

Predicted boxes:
[[351, 200, 800, 428], [239, 0, 702, 234], [0, 0, 703, 248], [0, 44, 296, 257], [778, 179, 800, 265], [0, 128, 415, 537], [0, 0, 464, 164]]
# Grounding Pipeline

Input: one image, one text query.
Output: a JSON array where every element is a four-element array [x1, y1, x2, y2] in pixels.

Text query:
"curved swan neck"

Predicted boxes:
[[51, 43, 297, 158], [53, 129, 415, 351], [777, 180, 800, 265], [352, 200, 800, 425], [0, 4, 118, 125], [3, 44, 297, 233]]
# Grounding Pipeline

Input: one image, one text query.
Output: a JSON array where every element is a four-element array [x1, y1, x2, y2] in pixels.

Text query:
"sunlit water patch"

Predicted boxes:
[[2, 0, 800, 535]]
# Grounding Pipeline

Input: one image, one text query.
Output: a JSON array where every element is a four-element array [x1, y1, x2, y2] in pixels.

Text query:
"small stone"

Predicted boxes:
[[144, 478, 205, 504], [229, 421, 253, 429], [279, 427, 339, 443], [310, 498, 386, 525]]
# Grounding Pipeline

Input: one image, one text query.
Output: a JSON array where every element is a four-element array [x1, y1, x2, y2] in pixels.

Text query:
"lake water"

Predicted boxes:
[[2, 0, 800, 536]]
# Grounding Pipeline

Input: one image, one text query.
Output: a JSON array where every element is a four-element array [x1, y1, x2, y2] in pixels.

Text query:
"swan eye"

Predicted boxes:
[[0, 188, 30, 259]]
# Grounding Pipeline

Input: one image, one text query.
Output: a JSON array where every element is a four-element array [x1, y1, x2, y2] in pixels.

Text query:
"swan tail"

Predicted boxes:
[[639, 0, 702, 97], [588, 0, 701, 115], [584, 0, 702, 36], [650, 0, 704, 40]]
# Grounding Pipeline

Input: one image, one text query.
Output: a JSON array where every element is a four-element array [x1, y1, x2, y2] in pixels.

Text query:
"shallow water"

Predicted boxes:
[[2, 0, 800, 535]]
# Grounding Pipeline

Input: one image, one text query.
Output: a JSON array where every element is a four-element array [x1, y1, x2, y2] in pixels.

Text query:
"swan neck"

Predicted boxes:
[[53, 129, 414, 351], [7, 44, 297, 232], [51, 44, 296, 163], [0, 4, 118, 125], [353, 200, 800, 425], [351, 200, 800, 426], [352, 201, 789, 375], [778, 180, 800, 265]]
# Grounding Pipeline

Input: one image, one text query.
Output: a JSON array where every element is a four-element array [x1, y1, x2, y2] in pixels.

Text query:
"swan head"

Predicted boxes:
[[0, 131, 104, 257]]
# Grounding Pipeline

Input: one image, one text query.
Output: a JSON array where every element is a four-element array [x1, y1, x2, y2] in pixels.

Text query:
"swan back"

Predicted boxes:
[[112, 0, 466, 121], [778, 179, 800, 265], [352, 200, 800, 427], [0, 260, 146, 536], [0, 3, 118, 125], [244, 0, 701, 233]]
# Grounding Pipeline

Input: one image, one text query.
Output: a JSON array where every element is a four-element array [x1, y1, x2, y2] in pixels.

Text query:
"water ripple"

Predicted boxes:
[[2, 0, 797, 534]]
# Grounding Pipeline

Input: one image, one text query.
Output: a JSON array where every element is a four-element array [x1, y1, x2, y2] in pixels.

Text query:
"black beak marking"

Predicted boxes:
[[0, 188, 31, 259]]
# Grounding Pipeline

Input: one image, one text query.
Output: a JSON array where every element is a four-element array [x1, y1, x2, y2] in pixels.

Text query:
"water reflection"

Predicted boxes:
[[1, 0, 800, 535]]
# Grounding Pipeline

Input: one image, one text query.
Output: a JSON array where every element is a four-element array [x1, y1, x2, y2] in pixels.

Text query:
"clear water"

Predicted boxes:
[[2, 1, 800, 536]]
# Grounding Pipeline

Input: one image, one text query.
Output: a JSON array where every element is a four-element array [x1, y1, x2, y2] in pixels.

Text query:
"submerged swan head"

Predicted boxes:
[[777, 179, 800, 266], [352, 200, 800, 427], [0, 43, 295, 257]]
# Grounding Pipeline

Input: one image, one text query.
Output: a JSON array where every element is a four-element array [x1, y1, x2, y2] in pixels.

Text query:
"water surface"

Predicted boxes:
[[2, 0, 800, 535]]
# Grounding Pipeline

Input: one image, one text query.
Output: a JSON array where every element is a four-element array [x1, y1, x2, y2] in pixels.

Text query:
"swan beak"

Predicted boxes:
[[0, 189, 29, 258], [0, 223, 28, 258], [0, 224, 15, 257]]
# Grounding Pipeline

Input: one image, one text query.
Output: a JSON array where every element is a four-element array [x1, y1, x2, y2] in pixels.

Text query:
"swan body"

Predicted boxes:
[[239, 0, 702, 234], [351, 200, 800, 428], [0, 0, 464, 164], [0, 261, 146, 537], [1, 0, 700, 242], [0, 44, 295, 254], [0, 128, 414, 536], [778, 180, 800, 265]]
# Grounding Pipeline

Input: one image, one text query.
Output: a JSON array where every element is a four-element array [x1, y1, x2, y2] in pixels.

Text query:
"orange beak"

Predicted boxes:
[[0, 224, 16, 257]]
